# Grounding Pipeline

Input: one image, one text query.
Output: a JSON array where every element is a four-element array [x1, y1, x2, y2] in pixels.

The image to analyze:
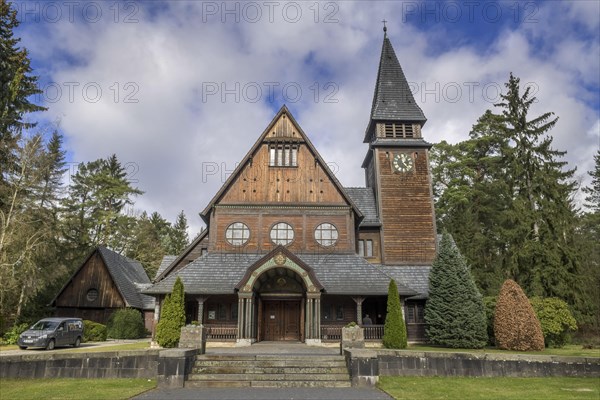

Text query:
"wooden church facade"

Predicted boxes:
[[146, 31, 437, 344]]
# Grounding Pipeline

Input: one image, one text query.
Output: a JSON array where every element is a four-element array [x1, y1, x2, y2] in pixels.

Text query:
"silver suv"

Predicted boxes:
[[18, 318, 84, 350]]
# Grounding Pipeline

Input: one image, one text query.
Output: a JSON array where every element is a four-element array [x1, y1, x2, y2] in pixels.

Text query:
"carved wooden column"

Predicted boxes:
[[196, 296, 208, 325], [352, 296, 365, 324], [305, 294, 322, 345]]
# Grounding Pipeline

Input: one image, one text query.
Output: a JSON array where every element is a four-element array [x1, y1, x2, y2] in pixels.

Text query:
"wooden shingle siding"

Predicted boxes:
[[376, 149, 436, 264], [55, 252, 124, 309]]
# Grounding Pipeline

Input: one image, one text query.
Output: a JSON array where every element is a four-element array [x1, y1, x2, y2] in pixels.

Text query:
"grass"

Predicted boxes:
[[379, 376, 600, 400], [0, 344, 18, 351], [407, 344, 600, 358], [71, 341, 151, 353], [0, 378, 156, 400]]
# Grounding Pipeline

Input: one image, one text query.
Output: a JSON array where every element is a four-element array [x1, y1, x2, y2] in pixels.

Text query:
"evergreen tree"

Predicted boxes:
[[61, 155, 142, 265], [382, 280, 407, 349], [431, 73, 582, 321], [168, 211, 189, 255], [127, 211, 167, 279], [425, 232, 487, 348], [155, 277, 186, 348], [494, 279, 544, 351], [0, 0, 46, 183]]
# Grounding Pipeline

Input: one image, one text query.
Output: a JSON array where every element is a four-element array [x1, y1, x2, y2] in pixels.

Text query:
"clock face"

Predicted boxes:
[[392, 153, 414, 173]]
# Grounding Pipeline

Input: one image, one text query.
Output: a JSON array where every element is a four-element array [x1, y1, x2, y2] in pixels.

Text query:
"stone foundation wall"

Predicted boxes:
[[345, 349, 600, 387], [0, 350, 160, 379]]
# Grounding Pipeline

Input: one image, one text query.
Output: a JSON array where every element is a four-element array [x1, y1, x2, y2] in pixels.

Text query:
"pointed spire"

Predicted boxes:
[[365, 32, 426, 142]]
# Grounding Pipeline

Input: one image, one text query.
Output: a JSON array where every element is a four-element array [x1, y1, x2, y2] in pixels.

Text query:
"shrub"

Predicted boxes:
[[425, 232, 487, 348], [107, 308, 146, 339], [483, 296, 497, 346], [1, 323, 29, 345], [155, 277, 186, 348], [83, 320, 108, 342], [383, 280, 407, 349], [494, 279, 544, 351], [530, 297, 577, 348]]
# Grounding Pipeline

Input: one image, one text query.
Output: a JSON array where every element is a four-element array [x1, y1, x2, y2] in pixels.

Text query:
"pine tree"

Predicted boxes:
[[382, 280, 407, 349], [425, 232, 487, 348], [155, 277, 186, 348], [494, 279, 544, 351]]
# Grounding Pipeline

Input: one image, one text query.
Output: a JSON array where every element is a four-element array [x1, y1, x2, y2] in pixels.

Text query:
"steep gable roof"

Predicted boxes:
[[344, 187, 380, 227], [154, 228, 208, 282], [200, 105, 363, 221], [365, 33, 427, 142], [52, 246, 154, 310]]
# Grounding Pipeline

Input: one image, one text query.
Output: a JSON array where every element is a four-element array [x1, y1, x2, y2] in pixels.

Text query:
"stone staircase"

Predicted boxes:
[[186, 354, 351, 388]]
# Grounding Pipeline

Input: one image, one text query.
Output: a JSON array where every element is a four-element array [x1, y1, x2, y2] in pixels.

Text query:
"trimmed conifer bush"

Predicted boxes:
[[425, 232, 487, 348], [494, 279, 544, 351], [107, 308, 146, 339], [383, 279, 407, 349], [155, 277, 186, 348], [483, 296, 497, 346], [530, 297, 577, 348]]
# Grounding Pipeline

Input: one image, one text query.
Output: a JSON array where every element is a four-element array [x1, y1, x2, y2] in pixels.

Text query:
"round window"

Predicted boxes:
[[315, 223, 339, 247], [225, 222, 250, 246], [270, 222, 295, 246], [86, 288, 99, 302]]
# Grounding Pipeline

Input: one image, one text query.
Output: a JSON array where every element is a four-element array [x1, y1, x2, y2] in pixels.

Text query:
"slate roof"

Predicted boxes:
[[144, 252, 418, 297], [376, 265, 431, 300], [96, 247, 155, 310], [369, 36, 426, 123], [344, 187, 381, 226], [155, 255, 177, 281]]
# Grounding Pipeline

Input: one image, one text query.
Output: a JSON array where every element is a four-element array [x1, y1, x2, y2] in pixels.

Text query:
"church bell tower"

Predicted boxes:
[[362, 27, 437, 265]]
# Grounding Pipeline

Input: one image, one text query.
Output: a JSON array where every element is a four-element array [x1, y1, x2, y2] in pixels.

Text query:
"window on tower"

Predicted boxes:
[[358, 239, 374, 258], [269, 145, 298, 167]]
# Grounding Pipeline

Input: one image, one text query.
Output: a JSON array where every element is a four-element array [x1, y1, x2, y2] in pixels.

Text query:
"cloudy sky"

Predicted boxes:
[[15, 0, 600, 234]]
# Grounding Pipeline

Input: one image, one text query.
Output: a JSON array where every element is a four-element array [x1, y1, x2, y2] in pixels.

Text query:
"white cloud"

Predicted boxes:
[[16, 0, 599, 234]]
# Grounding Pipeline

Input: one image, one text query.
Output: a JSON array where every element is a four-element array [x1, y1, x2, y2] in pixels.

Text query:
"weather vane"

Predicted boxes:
[[382, 19, 387, 34]]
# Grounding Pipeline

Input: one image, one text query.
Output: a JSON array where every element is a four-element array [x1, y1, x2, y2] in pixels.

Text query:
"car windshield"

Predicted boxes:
[[30, 320, 59, 330]]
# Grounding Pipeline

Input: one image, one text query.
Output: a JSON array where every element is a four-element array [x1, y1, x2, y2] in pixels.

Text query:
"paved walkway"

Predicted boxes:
[[135, 342, 392, 400]]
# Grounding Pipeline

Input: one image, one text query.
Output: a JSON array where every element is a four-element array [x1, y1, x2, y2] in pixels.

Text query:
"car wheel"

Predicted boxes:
[[73, 337, 81, 348], [19, 346, 27, 350], [46, 339, 55, 350]]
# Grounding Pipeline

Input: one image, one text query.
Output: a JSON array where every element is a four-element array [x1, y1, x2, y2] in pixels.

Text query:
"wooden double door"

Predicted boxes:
[[261, 299, 301, 341]]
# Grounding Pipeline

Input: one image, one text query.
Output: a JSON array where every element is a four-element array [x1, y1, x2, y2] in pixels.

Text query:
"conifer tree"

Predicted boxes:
[[155, 277, 186, 348], [425, 232, 487, 348], [382, 280, 407, 349], [494, 279, 544, 351], [168, 211, 189, 255]]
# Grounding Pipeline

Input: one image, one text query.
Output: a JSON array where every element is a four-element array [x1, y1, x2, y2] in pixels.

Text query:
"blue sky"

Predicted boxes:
[[13, 0, 600, 234]]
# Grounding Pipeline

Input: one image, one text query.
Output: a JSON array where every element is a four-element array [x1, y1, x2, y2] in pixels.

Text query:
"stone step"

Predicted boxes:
[[194, 360, 347, 368], [184, 380, 352, 388], [188, 373, 350, 382], [198, 355, 345, 361], [192, 366, 349, 374]]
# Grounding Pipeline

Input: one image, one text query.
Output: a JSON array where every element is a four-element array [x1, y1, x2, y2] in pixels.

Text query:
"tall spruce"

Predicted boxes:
[[382, 279, 407, 349], [431, 73, 582, 322], [425, 232, 487, 348], [168, 211, 189, 255], [0, 0, 46, 182], [155, 277, 186, 348]]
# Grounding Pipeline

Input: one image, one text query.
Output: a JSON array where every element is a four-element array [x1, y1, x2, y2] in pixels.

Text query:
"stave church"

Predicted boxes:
[[145, 29, 438, 345]]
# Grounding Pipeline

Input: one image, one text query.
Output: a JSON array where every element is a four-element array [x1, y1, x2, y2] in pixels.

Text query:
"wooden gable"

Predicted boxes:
[[54, 251, 125, 309], [202, 107, 358, 214]]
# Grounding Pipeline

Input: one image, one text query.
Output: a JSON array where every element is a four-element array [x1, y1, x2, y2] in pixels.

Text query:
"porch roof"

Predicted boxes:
[[143, 251, 419, 297]]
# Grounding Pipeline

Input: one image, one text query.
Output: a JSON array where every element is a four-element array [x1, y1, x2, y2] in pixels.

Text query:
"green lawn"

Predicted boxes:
[[0, 378, 155, 400], [407, 344, 600, 358], [379, 376, 600, 400], [71, 341, 151, 353]]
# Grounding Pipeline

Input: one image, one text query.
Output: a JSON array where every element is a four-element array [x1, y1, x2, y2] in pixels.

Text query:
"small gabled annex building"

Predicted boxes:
[[52, 246, 155, 331], [146, 30, 437, 344]]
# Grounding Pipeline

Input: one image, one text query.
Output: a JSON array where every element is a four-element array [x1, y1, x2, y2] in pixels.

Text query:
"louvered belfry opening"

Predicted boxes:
[[380, 123, 418, 139]]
